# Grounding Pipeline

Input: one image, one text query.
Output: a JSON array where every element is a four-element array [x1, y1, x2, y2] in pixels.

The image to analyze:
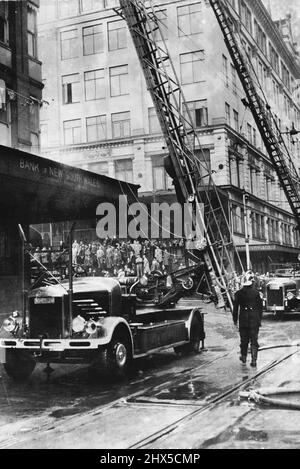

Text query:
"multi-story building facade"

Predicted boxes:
[[0, 0, 43, 315], [0, 0, 42, 150], [38, 0, 300, 272]]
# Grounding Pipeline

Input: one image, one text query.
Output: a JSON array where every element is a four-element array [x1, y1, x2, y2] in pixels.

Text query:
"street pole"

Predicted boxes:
[[243, 191, 251, 271], [68, 223, 76, 337]]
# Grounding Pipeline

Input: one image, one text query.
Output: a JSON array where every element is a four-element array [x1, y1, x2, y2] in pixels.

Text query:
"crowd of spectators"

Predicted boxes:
[[29, 238, 186, 280]]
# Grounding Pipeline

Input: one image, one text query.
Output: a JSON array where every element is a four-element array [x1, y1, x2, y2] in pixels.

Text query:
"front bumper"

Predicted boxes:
[[0, 337, 106, 353]]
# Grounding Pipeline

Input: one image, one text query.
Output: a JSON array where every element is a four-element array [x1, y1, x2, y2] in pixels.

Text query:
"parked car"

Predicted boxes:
[[265, 277, 300, 319]]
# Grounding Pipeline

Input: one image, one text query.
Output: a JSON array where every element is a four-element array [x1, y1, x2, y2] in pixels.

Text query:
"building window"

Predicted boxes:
[[30, 132, 39, 152], [108, 20, 127, 51], [63, 119, 82, 145], [115, 159, 133, 183], [84, 69, 105, 101], [183, 100, 208, 127], [62, 74, 80, 104], [270, 44, 279, 75], [148, 107, 161, 134], [240, 1, 252, 34], [231, 64, 237, 94], [253, 128, 257, 147], [223, 55, 229, 87], [265, 176, 273, 202], [232, 205, 238, 233], [0, 3, 9, 44], [0, 17, 6, 43], [83, 24, 103, 55], [177, 3, 202, 36], [0, 101, 8, 124], [233, 109, 239, 132], [153, 9, 168, 42], [61, 29, 78, 60], [281, 62, 290, 90], [58, 0, 79, 18], [110, 65, 128, 97], [254, 19, 266, 55], [225, 102, 231, 125], [247, 123, 252, 144], [229, 155, 240, 187], [180, 50, 205, 85], [268, 219, 275, 242], [249, 167, 260, 196], [81, 0, 105, 11], [30, 101, 39, 135], [240, 207, 245, 235], [152, 157, 172, 191], [112, 111, 130, 138], [28, 6, 37, 58], [86, 115, 106, 142], [195, 149, 211, 174]]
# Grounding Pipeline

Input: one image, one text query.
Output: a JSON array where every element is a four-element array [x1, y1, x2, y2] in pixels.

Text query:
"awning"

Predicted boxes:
[[236, 243, 300, 255], [0, 145, 139, 224]]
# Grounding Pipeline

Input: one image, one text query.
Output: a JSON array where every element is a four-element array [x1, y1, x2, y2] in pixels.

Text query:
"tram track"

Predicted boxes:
[[1, 345, 299, 449], [0, 349, 232, 448], [128, 347, 300, 449]]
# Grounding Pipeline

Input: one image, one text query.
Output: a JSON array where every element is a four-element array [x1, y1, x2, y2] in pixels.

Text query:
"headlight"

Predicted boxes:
[[86, 320, 98, 334], [72, 315, 86, 333], [286, 292, 295, 301], [3, 316, 17, 333]]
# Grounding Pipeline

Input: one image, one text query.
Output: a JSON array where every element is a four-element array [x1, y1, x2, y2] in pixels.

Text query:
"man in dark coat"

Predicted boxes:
[[232, 272, 263, 367]]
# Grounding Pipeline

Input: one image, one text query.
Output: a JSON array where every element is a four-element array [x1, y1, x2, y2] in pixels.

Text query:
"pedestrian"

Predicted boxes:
[[143, 254, 150, 275], [96, 244, 105, 269], [232, 272, 263, 367], [41, 246, 48, 266], [163, 249, 170, 273], [136, 254, 143, 278]]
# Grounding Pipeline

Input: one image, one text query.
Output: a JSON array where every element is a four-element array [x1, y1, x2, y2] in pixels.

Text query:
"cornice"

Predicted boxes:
[[248, 0, 300, 78]]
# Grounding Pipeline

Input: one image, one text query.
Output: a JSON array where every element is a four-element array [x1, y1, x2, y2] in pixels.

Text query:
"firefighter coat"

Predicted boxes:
[[232, 285, 263, 329]]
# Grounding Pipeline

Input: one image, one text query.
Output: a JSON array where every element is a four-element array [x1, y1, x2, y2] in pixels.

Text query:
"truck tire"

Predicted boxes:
[[3, 350, 36, 382], [174, 315, 204, 356], [90, 348, 110, 377], [107, 331, 132, 377]]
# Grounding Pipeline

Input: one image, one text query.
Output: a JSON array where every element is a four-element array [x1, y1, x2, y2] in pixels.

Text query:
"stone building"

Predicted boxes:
[[0, 0, 42, 150], [38, 0, 300, 272]]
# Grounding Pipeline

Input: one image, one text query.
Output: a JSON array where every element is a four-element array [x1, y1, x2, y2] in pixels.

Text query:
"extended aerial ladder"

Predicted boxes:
[[117, 0, 245, 311], [209, 0, 300, 227]]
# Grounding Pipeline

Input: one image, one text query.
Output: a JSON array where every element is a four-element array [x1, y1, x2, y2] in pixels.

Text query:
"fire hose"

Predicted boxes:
[[239, 387, 300, 410], [239, 343, 300, 410], [239, 342, 300, 409]]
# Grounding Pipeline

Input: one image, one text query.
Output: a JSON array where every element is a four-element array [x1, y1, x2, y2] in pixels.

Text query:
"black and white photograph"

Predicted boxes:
[[1, 0, 300, 454]]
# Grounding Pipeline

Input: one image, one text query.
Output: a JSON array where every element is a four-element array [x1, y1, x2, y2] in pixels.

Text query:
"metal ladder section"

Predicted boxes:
[[118, 0, 245, 310], [209, 0, 300, 227]]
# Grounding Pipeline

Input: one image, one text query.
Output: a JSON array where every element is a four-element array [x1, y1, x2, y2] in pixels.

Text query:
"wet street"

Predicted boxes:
[[1, 299, 300, 449]]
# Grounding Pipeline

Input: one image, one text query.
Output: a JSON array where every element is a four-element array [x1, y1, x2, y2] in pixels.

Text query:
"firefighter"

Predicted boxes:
[[232, 272, 263, 367]]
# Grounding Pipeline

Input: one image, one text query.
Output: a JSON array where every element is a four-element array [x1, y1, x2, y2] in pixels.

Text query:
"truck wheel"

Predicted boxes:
[[174, 315, 203, 356], [3, 350, 36, 382], [90, 348, 110, 377], [108, 331, 132, 377]]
